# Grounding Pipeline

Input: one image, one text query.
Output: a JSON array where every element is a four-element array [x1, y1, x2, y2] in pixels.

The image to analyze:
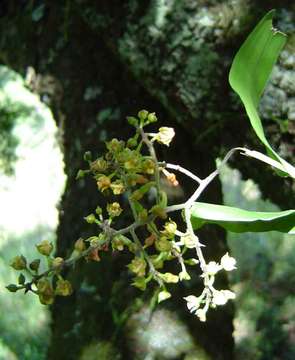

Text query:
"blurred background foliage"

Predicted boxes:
[[220, 164, 295, 360], [0, 66, 65, 359]]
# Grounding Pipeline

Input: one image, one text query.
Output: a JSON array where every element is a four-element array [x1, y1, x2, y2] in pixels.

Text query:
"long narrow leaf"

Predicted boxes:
[[190, 202, 295, 234], [229, 10, 295, 178]]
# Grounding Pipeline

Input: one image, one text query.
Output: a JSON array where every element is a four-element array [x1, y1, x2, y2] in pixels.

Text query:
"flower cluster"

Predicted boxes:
[[184, 253, 236, 321], [7, 110, 236, 321], [8, 240, 74, 304]]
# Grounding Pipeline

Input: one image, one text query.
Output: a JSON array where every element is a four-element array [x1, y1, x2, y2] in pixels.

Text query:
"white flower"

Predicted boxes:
[[195, 308, 207, 322], [205, 261, 221, 276], [212, 289, 236, 306], [212, 290, 228, 306], [222, 289, 236, 300], [221, 253, 237, 271], [183, 295, 201, 313], [151, 127, 175, 146]]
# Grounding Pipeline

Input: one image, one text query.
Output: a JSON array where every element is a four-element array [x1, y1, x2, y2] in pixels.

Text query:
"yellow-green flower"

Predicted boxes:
[[10, 255, 27, 270], [128, 257, 146, 277], [51, 257, 64, 269], [110, 180, 125, 195], [74, 238, 86, 252], [161, 220, 177, 238], [37, 278, 55, 305], [55, 279, 73, 296], [97, 175, 111, 192], [90, 158, 108, 172], [107, 202, 123, 217], [155, 237, 172, 252], [36, 240, 53, 256]]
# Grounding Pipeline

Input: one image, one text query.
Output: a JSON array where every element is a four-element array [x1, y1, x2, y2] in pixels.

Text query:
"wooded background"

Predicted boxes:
[[0, 1, 294, 359]]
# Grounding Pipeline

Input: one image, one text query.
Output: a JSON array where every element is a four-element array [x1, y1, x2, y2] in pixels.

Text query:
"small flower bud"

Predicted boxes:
[[158, 272, 179, 283], [18, 273, 26, 285], [127, 116, 138, 127], [138, 209, 148, 222], [132, 277, 147, 291], [55, 279, 73, 296], [51, 257, 64, 269], [90, 158, 108, 173], [179, 270, 191, 281], [84, 213, 96, 224], [6, 284, 19, 292], [138, 110, 148, 120], [107, 202, 123, 218], [95, 206, 102, 215], [85, 248, 101, 262], [185, 258, 199, 266], [151, 255, 164, 270], [147, 112, 157, 123], [127, 138, 137, 148], [36, 240, 53, 256], [10, 255, 27, 270], [29, 259, 41, 271], [166, 172, 179, 187], [83, 151, 92, 162], [74, 238, 86, 252], [158, 290, 171, 303], [155, 237, 172, 252], [151, 205, 167, 219]]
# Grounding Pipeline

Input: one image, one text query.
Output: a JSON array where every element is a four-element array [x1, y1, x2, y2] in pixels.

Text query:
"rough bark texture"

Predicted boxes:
[[0, 1, 294, 359]]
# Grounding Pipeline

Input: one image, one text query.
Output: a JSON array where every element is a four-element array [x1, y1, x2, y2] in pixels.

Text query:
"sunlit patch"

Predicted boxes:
[[0, 65, 65, 357]]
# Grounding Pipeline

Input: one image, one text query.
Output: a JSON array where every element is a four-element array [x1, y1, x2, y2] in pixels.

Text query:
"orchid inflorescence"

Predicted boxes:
[[7, 110, 236, 320]]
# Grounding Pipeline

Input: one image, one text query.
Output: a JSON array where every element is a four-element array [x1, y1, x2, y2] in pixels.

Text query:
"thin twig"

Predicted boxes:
[[139, 127, 161, 201], [165, 163, 202, 184]]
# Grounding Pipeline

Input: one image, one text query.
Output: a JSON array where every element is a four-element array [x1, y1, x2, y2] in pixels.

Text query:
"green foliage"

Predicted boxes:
[[229, 10, 295, 178], [0, 107, 19, 175], [191, 202, 295, 234]]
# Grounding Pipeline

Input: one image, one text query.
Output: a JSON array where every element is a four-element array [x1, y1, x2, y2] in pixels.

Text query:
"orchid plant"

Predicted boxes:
[[7, 11, 295, 322]]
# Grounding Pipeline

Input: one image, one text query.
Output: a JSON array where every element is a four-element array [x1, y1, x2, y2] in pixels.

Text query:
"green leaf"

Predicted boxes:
[[229, 10, 295, 178], [190, 202, 295, 234]]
